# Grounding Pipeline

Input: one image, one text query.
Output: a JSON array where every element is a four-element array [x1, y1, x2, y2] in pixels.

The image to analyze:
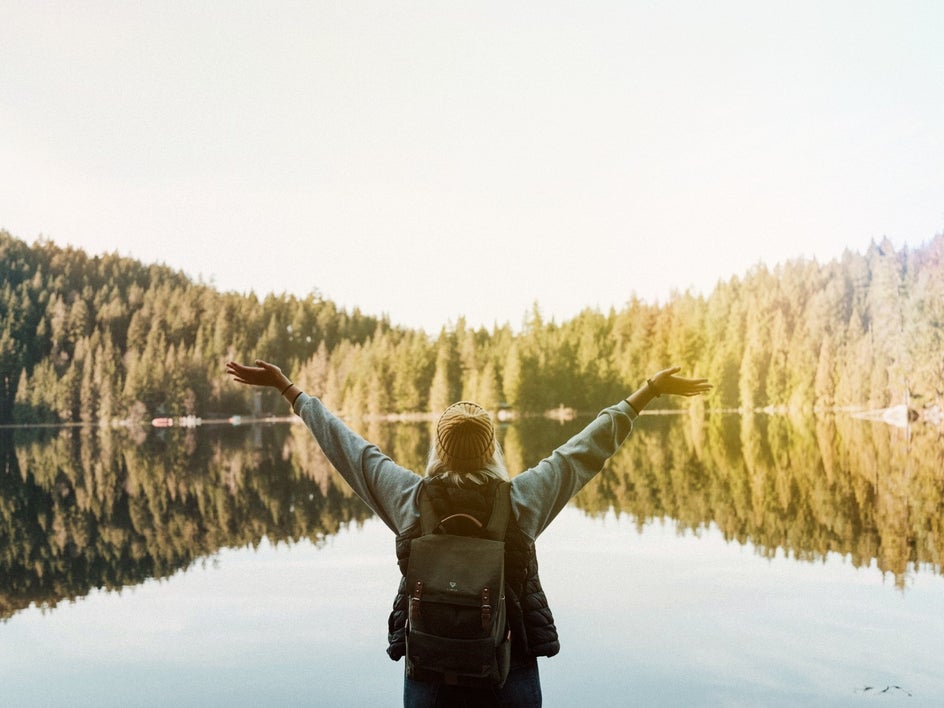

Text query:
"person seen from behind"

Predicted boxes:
[[226, 359, 711, 707]]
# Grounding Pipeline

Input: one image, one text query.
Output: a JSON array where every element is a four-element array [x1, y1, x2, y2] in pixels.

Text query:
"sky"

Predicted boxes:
[[3, 1, 943, 333]]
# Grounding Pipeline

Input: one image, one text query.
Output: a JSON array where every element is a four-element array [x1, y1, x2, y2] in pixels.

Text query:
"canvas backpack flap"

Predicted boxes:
[[405, 482, 512, 687]]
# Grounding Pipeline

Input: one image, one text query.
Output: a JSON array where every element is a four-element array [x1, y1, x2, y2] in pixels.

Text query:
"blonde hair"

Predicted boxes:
[[425, 442, 510, 487]]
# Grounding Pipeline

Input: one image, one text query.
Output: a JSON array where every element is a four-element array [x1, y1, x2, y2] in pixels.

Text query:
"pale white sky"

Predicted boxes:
[[3, 1, 943, 333]]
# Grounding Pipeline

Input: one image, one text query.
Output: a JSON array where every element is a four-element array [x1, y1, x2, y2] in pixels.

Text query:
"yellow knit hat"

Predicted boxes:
[[435, 401, 496, 472]]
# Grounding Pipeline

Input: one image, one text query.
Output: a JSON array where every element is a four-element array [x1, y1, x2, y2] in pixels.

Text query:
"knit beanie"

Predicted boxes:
[[435, 401, 496, 472]]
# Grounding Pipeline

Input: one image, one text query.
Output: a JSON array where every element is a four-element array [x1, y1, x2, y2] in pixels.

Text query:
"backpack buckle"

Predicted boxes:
[[481, 587, 491, 629]]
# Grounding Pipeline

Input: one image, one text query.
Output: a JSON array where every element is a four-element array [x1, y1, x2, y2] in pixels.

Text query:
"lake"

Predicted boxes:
[[1, 411, 942, 707]]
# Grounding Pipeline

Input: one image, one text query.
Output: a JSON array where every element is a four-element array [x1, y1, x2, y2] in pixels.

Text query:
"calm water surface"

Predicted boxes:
[[1, 413, 942, 707]]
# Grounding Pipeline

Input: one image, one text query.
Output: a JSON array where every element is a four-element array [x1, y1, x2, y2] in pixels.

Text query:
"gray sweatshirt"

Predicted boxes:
[[293, 393, 638, 542]]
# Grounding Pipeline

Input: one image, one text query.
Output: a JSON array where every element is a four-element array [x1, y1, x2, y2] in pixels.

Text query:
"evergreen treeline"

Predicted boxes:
[[1, 231, 387, 424], [2, 229, 943, 425]]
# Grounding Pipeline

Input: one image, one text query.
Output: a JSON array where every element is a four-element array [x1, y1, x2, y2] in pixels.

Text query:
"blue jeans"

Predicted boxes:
[[403, 660, 542, 708]]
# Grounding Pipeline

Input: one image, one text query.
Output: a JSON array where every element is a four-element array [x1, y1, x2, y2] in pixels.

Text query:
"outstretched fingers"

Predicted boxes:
[[226, 361, 268, 386], [225, 362, 249, 385], [660, 373, 712, 397], [677, 377, 712, 396], [225, 359, 287, 389]]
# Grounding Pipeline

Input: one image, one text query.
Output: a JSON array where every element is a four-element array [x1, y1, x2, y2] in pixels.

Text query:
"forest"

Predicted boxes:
[[2, 228, 943, 618], [1, 228, 943, 425]]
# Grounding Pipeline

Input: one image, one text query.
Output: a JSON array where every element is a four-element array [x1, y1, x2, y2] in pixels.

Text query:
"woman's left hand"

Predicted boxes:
[[225, 360, 292, 390]]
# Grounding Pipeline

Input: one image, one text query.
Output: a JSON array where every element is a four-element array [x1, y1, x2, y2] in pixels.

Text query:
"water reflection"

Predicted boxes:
[[576, 413, 944, 586], [2, 412, 941, 620]]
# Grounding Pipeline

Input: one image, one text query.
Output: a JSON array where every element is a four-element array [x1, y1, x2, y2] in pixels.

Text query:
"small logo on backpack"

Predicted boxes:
[[448, 581, 458, 591]]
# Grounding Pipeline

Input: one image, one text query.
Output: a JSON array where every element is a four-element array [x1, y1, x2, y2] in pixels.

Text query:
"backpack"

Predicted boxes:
[[405, 480, 512, 688]]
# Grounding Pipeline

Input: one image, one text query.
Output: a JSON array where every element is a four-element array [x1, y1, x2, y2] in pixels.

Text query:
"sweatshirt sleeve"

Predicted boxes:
[[293, 393, 422, 534], [510, 400, 637, 540]]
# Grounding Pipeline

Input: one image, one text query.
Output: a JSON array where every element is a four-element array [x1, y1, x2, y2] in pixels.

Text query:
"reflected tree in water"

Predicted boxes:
[[1, 412, 942, 620], [572, 413, 943, 587], [0, 425, 378, 619]]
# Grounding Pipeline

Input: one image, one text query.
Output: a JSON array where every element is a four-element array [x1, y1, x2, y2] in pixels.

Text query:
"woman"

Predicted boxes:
[[226, 359, 710, 707]]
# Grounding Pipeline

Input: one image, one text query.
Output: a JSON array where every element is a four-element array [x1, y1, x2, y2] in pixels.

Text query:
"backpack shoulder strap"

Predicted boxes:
[[417, 481, 439, 536], [483, 481, 512, 541]]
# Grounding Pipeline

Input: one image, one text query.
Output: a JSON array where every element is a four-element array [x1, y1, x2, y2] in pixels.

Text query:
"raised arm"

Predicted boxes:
[[513, 366, 711, 539], [225, 359, 421, 533]]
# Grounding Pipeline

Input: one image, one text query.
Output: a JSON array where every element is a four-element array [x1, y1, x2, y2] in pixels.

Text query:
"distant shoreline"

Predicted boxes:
[[4, 404, 941, 431]]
